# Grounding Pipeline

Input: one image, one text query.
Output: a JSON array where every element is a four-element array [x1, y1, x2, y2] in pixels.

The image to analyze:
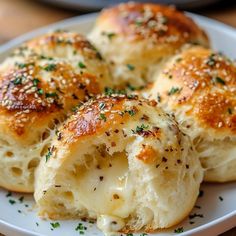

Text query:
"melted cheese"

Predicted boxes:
[[75, 150, 135, 218]]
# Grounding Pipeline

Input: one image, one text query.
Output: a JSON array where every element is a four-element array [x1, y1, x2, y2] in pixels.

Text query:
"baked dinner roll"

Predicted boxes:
[[89, 2, 209, 88], [0, 32, 111, 193], [34, 95, 203, 234], [149, 45, 236, 182]]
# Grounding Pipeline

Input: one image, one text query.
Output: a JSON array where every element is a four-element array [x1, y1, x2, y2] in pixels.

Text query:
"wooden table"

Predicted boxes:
[[0, 0, 235, 235]]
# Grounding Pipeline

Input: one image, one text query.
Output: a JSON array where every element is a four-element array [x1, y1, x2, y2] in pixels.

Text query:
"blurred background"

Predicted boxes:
[[0, 0, 235, 46]]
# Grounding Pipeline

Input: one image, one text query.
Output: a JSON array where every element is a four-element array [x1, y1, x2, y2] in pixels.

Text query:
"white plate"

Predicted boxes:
[[0, 13, 236, 236]]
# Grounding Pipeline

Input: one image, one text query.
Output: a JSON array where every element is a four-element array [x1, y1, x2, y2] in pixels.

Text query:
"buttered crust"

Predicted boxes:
[[34, 95, 203, 234], [0, 31, 112, 192], [149, 45, 236, 182], [89, 2, 209, 87]]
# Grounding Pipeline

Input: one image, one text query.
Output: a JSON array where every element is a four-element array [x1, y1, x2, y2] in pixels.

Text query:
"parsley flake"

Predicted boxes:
[[78, 62, 86, 69], [219, 196, 224, 201], [126, 64, 135, 71], [44, 64, 56, 72], [19, 196, 24, 203], [45, 149, 53, 162], [13, 77, 22, 85], [50, 222, 60, 229], [99, 113, 107, 122], [135, 124, 149, 133], [45, 92, 58, 98], [9, 199, 16, 205], [33, 78, 40, 87], [213, 77, 225, 85], [99, 103, 106, 110], [6, 191, 12, 197], [174, 227, 184, 233], [228, 108, 233, 115], [168, 87, 181, 96], [37, 88, 44, 95]]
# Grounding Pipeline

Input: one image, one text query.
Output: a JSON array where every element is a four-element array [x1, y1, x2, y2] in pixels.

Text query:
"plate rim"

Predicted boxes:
[[0, 12, 235, 236]]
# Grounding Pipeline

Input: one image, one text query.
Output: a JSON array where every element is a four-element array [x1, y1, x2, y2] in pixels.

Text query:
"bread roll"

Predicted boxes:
[[89, 2, 209, 88], [0, 31, 111, 192], [34, 95, 203, 234], [149, 45, 236, 182]]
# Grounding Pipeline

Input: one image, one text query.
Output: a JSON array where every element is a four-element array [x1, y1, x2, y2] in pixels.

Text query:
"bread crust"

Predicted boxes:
[[149, 45, 236, 182], [0, 31, 112, 192]]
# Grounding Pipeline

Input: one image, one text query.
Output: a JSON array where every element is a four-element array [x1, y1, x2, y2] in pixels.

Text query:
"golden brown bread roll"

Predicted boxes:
[[0, 31, 111, 192], [89, 2, 209, 88], [34, 94, 203, 235], [149, 45, 236, 182]]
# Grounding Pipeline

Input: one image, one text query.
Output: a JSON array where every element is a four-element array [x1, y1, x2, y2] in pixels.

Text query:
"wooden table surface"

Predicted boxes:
[[0, 0, 235, 235]]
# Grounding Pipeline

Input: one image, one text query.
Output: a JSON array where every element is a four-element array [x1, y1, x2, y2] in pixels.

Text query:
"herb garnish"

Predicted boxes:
[[134, 124, 149, 133], [168, 87, 181, 95], [13, 77, 22, 85], [104, 87, 126, 96], [198, 190, 204, 198], [219, 196, 224, 201], [99, 113, 107, 122], [44, 64, 56, 72], [174, 227, 184, 233], [206, 54, 216, 67], [33, 78, 40, 87], [19, 196, 24, 203], [9, 199, 16, 205], [213, 77, 225, 85], [46, 148, 53, 162], [50, 222, 60, 229], [6, 192, 12, 197], [37, 88, 44, 95], [99, 103, 106, 110], [45, 92, 58, 98], [228, 108, 233, 115], [78, 62, 86, 69], [127, 109, 136, 116], [189, 213, 204, 219], [126, 64, 135, 71], [104, 32, 116, 40]]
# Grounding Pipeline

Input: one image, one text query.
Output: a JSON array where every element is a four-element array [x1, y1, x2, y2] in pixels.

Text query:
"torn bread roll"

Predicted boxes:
[[34, 95, 203, 235]]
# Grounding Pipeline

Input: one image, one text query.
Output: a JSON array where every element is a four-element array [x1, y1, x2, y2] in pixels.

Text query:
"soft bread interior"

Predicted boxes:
[[35, 97, 203, 234]]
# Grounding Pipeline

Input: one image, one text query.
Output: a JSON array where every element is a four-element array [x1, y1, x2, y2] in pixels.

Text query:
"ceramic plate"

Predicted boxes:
[[0, 13, 236, 236]]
